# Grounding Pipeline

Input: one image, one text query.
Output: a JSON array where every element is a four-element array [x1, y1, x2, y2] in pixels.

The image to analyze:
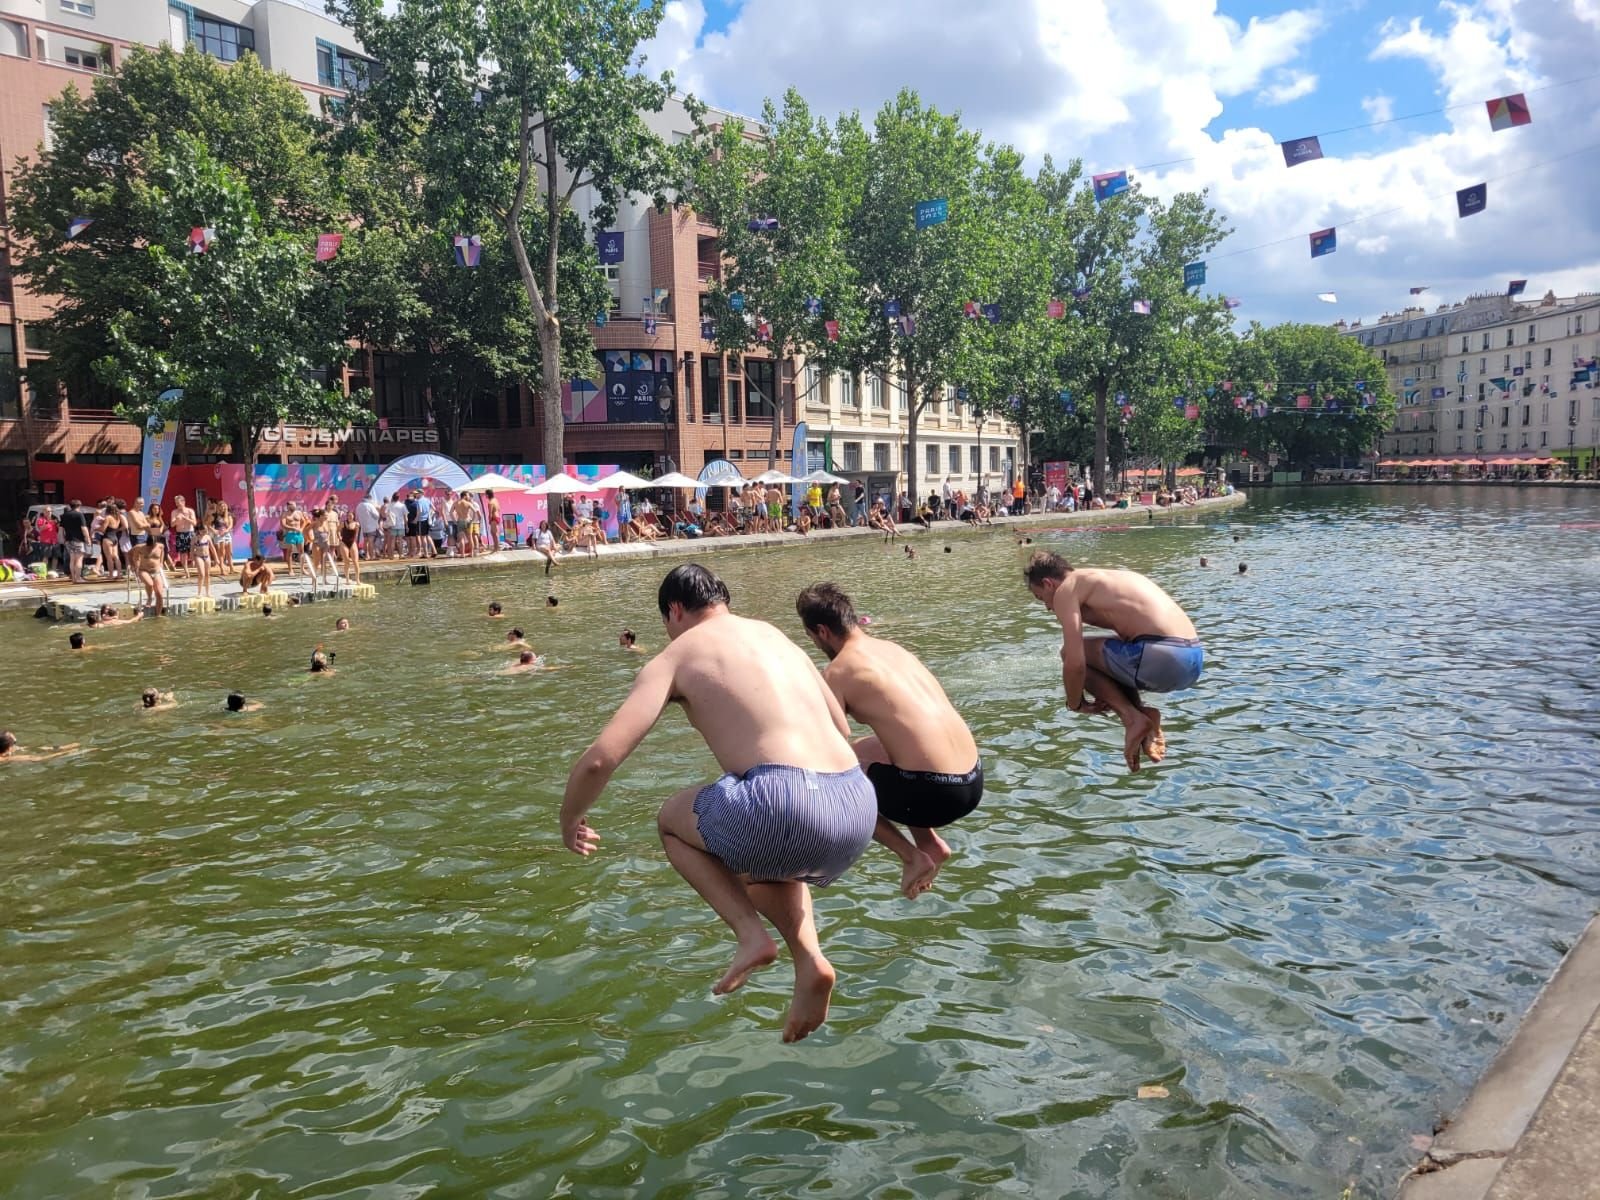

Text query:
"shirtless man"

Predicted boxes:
[[238, 554, 274, 594], [279, 502, 312, 580], [125, 496, 151, 548], [451, 493, 475, 557], [561, 563, 877, 1043], [796, 583, 982, 898], [169, 495, 198, 580], [1023, 550, 1203, 772], [484, 489, 502, 550], [0, 730, 81, 762], [127, 537, 171, 615]]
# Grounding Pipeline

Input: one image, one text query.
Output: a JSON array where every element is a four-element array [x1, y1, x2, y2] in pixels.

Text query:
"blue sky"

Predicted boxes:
[[646, 0, 1600, 326]]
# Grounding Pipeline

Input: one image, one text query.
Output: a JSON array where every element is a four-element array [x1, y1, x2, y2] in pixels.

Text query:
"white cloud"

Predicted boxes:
[[1361, 93, 1395, 123], [1256, 69, 1319, 106], [642, 0, 1600, 325]]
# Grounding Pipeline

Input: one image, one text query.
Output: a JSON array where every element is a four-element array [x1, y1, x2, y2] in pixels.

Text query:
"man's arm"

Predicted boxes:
[[1052, 586, 1089, 711], [817, 665, 854, 740], [560, 654, 677, 854]]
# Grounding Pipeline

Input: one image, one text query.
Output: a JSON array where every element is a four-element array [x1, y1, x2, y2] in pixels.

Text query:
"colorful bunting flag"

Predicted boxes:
[[188, 226, 215, 255], [315, 233, 343, 262], [67, 216, 94, 239], [1092, 171, 1129, 202], [1281, 136, 1324, 167], [1507, 279, 1527, 297], [1234, 394, 1247, 409], [1456, 183, 1487, 219], [897, 314, 917, 337], [914, 198, 949, 229], [1221, 380, 1233, 391], [643, 316, 658, 335], [1224, 296, 1242, 309], [597, 230, 624, 264], [1512, 366, 1524, 377], [1131, 299, 1151, 315], [453, 234, 482, 267], [1310, 228, 1337, 258], [981, 303, 1001, 324], [729, 292, 745, 313], [884, 299, 900, 317], [1317, 292, 1338, 303], [1296, 394, 1312, 409], [1059, 389, 1074, 414], [825, 319, 839, 342], [1173, 397, 1186, 412], [757, 319, 771, 343], [805, 296, 822, 317], [963, 301, 981, 320], [1486, 93, 1531, 132], [595, 311, 608, 327], [1184, 404, 1200, 420], [746, 217, 780, 232], [701, 318, 715, 339], [1072, 287, 1091, 300], [1046, 298, 1066, 319], [1184, 262, 1206, 289]]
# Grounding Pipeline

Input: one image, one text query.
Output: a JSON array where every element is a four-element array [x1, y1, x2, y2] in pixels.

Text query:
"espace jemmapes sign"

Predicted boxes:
[[183, 423, 440, 449]]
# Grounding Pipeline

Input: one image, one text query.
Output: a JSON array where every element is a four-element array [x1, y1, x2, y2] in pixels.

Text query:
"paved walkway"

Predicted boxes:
[[1, 492, 1248, 615]]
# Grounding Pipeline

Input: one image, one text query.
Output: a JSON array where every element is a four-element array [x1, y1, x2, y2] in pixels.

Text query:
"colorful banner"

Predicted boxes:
[[1043, 461, 1071, 494], [1183, 262, 1206, 288], [1092, 171, 1129, 202], [1046, 298, 1065, 318], [315, 233, 343, 261], [67, 216, 94, 238], [1507, 279, 1527, 296], [1457, 183, 1487, 218], [914, 198, 949, 229], [453, 234, 482, 267], [188, 226, 215, 254], [1280, 136, 1324, 167], [140, 408, 180, 508], [1486, 93, 1531, 131], [597, 230, 624, 264], [790, 421, 808, 521], [1310, 227, 1337, 258]]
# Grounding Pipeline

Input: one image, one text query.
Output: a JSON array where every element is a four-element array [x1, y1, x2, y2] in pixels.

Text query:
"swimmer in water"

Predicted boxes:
[[334, 617, 350, 632], [505, 627, 530, 649], [0, 730, 82, 762], [547, 596, 559, 608], [140, 687, 177, 711], [1200, 557, 1209, 567], [561, 563, 877, 1043], [903, 545, 916, 560], [619, 629, 644, 653], [1238, 562, 1248, 575], [488, 602, 504, 618], [503, 649, 541, 673], [1024, 550, 1203, 774], [225, 693, 263, 713], [67, 632, 94, 652], [309, 648, 335, 675]]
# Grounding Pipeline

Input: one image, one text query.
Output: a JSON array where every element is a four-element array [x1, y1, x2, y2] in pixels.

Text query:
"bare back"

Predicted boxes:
[[825, 633, 977, 773], [659, 611, 858, 776], [1061, 568, 1196, 641]]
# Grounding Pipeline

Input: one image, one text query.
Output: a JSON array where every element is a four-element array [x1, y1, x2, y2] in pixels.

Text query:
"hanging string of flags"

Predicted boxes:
[[187, 226, 215, 254]]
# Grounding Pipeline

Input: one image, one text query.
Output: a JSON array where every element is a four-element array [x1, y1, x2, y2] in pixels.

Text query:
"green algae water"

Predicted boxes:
[[2, 486, 1598, 1199]]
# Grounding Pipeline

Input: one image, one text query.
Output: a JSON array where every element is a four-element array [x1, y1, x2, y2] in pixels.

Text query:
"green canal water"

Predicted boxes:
[[2, 487, 1598, 1199]]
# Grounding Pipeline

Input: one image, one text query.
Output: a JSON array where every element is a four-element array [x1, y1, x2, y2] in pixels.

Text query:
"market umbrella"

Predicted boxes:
[[529, 473, 600, 495], [590, 470, 656, 490], [753, 469, 800, 484], [799, 468, 851, 485], [646, 472, 703, 489], [459, 471, 533, 493]]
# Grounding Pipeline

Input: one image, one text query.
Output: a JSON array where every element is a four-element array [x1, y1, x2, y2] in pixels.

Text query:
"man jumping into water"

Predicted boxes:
[[1024, 550, 1203, 772], [560, 563, 877, 1043], [796, 583, 982, 899]]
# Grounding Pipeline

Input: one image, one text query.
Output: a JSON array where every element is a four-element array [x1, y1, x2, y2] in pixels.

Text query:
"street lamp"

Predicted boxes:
[[655, 375, 675, 475]]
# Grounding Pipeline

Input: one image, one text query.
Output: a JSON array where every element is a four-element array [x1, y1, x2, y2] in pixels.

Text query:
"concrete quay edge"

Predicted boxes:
[[0, 491, 1248, 614], [1397, 914, 1600, 1200]]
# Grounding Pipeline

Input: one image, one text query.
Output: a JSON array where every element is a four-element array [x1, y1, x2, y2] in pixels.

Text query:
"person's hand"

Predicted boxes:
[[563, 818, 601, 856], [1072, 697, 1111, 716]]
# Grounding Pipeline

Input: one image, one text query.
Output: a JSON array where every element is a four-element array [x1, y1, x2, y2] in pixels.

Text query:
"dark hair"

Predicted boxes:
[[1238, 562, 1248, 573], [546, 596, 558, 607], [142, 688, 158, 707], [262, 605, 274, 617], [69, 632, 85, 649], [519, 650, 535, 664], [226, 693, 246, 711], [796, 583, 858, 637], [1023, 550, 1072, 587], [620, 629, 636, 645], [658, 563, 730, 617], [0, 730, 15, 752], [86, 612, 99, 626], [510, 627, 524, 640], [488, 602, 503, 615]]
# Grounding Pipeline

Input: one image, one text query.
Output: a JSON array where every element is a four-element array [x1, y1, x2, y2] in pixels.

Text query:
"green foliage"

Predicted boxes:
[[334, 0, 699, 469], [10, 45, 338, 399], [90, 135, 365, 552]]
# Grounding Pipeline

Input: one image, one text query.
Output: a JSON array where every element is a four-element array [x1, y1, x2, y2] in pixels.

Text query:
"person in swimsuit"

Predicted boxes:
[[561, 563, 877, 1043], [126, 497, 151, 547], [531, 521, 560, 575], [169, 495, 198, 580], [0, 731, 81, 763], [339, 509, 361, 582], [98, 503, 124, 579], [208, 501, 234, 576], [1024, 550, 1203, 773], [127, 538, 170, 615], [796, 583, 983, 899], [238, 554, 274, 594], [191, 523, 213, 598], [279, 502, 312, 580]]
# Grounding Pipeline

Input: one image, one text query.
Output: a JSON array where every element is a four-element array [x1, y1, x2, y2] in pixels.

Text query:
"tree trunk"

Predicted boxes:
[[240, 425, 261, 557], [1093, 382, 1109, 497], [904, 362, 919, 513], [768, 351, 783, 471], [501, 213, 564, 472]]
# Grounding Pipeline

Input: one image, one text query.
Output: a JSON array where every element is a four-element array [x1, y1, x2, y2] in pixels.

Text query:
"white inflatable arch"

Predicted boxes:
[[366, 453, 473, 500]]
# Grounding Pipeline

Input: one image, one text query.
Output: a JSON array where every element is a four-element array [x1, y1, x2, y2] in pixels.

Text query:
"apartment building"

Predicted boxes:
[[1343, 289, 1600, 475], [798, 364, 1020, 506]]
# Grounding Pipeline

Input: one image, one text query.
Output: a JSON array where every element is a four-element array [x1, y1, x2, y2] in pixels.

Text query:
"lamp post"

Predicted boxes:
[[655, 374, 675, 475]]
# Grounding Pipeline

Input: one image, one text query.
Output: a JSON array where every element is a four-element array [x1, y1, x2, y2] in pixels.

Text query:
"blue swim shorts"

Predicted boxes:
[[695, 764, 877, 887], [1100, 635, 1204, 694]]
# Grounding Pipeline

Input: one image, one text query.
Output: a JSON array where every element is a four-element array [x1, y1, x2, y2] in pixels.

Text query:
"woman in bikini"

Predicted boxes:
[[208, 501, 234, 576], [338, 507, 361, 582], [98, 502, 124, 579]]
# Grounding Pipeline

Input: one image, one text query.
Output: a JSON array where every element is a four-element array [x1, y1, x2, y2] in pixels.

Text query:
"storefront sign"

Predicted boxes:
[[182, 424, 440, 448]]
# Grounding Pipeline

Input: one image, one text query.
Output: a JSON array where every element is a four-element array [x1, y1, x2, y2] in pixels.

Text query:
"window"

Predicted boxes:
[[1545, 347, 1553, 366], [1499, 433, 1508, 449], [0, 328, 18, 420], [193, 14, 254, 63], [1506, 328, 1515, 346], [873, 442, 889, 471], [925, 444, 938, 479], [744, 359, 775, 419], [1481, 333, 1490, 351], [505, 383, 521, 427], [1460, 337, 1469, 353], [1476, 434, 1484, 450], [701, 356, 721, 419], [1522, 406, 1530, 425], [838, 373, 855, 408], [1457, 436, 1464, 451], [1524, 350, 1532, 369], [463, 389, 499, 428], [945, 387, 956, 416], [1529, 324, 1538, 343], [372, 352, 424, 424], [1541, 431, 1548, 447], [842, 441, 861, 471], [1500, 406, 1510, 426], [1503, 355, 1511, 370], [869, 373, 884, 408], [63, 46, 103, 70], [807, 440, 824, 471], [969, 445, 980, 474], [897, 381, 907, 411], [1541, 403, 1549, 422], [803, 364, 822, 406], [1478, 358, 1486, 375], [317, 41, 335, 88], [62, 0, 94, 13], [1577, 315, 1585, 335], [1477, 383, 1485, 401], [1456, 411, 1464, 430], [726, 372, 742, 421], [1521, 433, 1529, 448], [947, 445, 960, 474], [990, 445, 1000, 471]]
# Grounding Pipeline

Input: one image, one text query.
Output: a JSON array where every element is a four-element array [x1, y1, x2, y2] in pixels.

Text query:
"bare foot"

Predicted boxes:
[[782, 952, 837, 1043], [900, 851, 941, 899], [714, 932, 777, 995], [1122, 710, 1153, 772], [1140, 706, 1167, 763]]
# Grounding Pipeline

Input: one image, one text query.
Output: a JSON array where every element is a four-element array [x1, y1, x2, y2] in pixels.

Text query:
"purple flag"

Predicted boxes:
[[597, 231, 624, 264], [981, 303, 1001, 324], [1507, 279, 1527, 296], [1281, 136, 1323, 167], [453, 234, 482, 267], [1131, 299, 1151, 315], [1456, 183, 1487, 218], [1309, 228, 1337, 258]]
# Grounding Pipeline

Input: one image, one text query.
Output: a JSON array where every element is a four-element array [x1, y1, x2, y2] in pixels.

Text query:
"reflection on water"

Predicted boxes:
[[2, 486, 1598, 1198]]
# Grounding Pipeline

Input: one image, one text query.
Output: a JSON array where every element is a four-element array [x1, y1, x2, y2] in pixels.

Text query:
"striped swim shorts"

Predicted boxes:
[[694, 764, 877, 887]]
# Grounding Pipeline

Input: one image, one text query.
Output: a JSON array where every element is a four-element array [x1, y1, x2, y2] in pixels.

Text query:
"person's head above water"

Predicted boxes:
[[309, 649, 332, 673], [1023, 550, 1073, 605], [226, 693, 246, 712], [1200, 556, 1209, 567], [546, 596, 558, 608], [68, 632, 85, 650], [519, 650, 535, 665], [488, 602, 503, 617], [335, 618, 350, 632], [261, 605, 274, 617], [657, 563, 730, 639], [619, 629, 636, 647], [141, 687, 159, 708], [508, 627, 524, 642], [1238, 562, 1248, 574], [0, 730, 15, 755], [795, 583, 862, 660]]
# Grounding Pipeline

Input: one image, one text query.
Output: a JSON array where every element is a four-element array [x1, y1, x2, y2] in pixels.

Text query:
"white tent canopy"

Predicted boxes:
[[529, 473, 599, 495], [752, 469, 800, 484], [459, 471, 532, 494], [799, 468, 851, 485], [590, 470, 656, 491], [647, 472, 702, 488]]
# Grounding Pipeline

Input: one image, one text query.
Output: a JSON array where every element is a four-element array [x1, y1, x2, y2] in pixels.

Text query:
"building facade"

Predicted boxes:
[[1344, 289, 1600, 474]]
